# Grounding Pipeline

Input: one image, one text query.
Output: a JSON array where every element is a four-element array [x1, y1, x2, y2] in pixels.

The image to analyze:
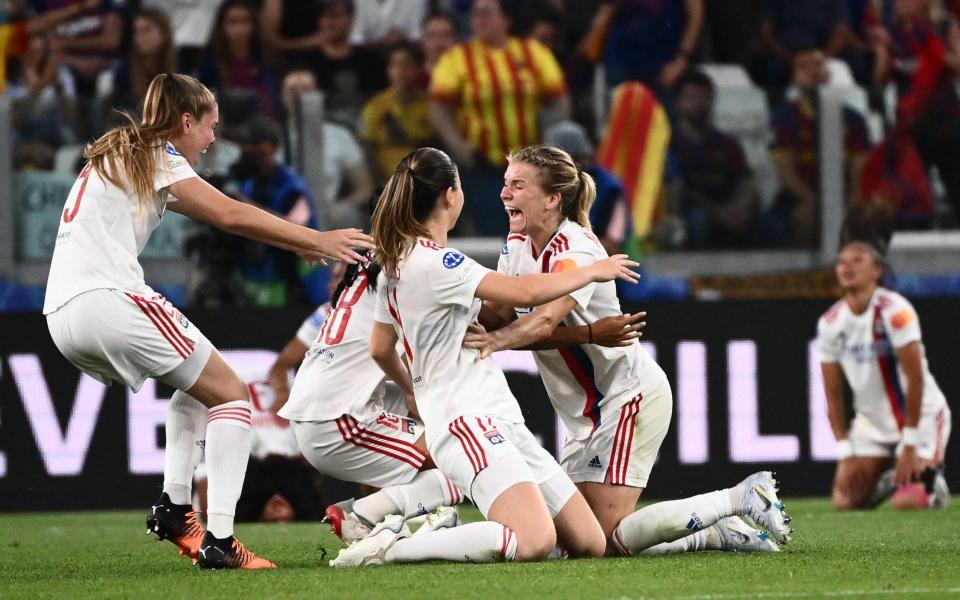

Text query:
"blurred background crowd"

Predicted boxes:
[[3, 0, 960, 308]]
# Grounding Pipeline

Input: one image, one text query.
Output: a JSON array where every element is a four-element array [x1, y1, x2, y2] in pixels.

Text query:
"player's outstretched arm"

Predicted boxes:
[[474, 254, 639, 308], [168, 177, 374, 263]]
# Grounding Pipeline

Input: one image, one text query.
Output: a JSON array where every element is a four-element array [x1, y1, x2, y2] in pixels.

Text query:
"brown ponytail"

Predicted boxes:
[[84, 73, 216, 208], [507, 145, 595, 228], [371, 147, 459, 277]]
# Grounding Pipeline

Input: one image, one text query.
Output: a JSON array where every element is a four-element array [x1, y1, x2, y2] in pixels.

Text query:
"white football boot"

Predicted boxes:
[[738, 471, 793, 543], [329, 514, 409, 568], [414, 506, 461, 536], [715, 516, 780, 552]]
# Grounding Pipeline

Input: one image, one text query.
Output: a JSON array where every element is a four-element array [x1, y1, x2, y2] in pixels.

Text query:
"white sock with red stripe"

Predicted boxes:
[[205, 400, 252, 538], [612, 489, 736, 555], [640, 527, 721, 555], [385, 521, 517, 563], [162, 391, 208, 505], [353, 469, 461, 524]]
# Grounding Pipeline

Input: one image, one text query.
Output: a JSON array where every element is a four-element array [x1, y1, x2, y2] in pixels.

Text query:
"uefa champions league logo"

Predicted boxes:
[[442, 251, 465, 269]]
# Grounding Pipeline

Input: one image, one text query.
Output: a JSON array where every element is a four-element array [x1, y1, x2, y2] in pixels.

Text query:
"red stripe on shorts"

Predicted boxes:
[[126, 293, 190, 358], [343, 415, 426, 466], [338, 416, 424, 469]]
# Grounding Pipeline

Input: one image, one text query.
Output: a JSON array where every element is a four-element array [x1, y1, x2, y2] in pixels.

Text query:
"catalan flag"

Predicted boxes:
[[597, 82, 670, 256]]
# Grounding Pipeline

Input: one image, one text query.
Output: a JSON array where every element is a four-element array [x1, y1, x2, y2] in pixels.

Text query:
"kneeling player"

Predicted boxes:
[[818, 238, 951, 511]]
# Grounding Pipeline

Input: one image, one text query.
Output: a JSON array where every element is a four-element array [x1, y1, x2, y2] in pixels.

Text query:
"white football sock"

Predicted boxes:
[[353, 469, 462, 524], [613, 488, 737, 555], [385, 521, 516, 563], [640, 526, 722, 555], [162, 391, 207, 505], [204, 400, 252, 538]]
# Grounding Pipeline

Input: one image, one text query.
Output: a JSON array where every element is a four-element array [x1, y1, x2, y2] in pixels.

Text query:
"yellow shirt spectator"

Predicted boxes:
[[0, 20, 29, 93], [430, 37, 565, 166], [360, 88, 433, 182]]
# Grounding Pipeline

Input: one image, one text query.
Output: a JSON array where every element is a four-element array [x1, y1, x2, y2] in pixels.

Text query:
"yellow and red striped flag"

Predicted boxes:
[[597, 82, 670, 256]]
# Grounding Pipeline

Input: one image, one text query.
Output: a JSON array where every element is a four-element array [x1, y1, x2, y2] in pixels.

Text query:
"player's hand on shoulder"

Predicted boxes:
[[589, 254, 640, 284], [592, 312, 646, 347]]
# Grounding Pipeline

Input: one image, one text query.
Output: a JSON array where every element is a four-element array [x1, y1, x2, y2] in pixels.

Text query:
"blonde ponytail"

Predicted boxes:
[[84, 73, 216, 208]]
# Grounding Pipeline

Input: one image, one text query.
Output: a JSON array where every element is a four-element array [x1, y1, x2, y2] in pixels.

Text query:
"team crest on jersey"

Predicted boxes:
[[484, 429, 505, 445], [442, 251, 465, 269]]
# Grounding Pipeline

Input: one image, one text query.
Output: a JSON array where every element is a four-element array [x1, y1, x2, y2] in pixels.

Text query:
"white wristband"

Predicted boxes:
[[837, 439, 853, 460], [901, 427, 920, 447]]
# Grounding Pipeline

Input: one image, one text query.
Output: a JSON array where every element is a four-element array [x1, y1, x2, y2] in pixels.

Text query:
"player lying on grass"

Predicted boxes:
[[818, 226, 951, 511], [461, 145, 792, 555], [43, 73, 373, 570], [328, 147, 643, 566]]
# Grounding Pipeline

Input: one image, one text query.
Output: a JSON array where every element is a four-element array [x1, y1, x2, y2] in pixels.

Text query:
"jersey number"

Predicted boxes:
[[62, 164, 92, 223], [321, 271, 369, 345]]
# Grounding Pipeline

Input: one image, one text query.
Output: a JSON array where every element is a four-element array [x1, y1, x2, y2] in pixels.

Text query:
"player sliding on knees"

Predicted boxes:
[[328, 147, 640, 567], [43, 73, 374, 570], [463, 145, 793, 557], [817, 223, 951, 511]]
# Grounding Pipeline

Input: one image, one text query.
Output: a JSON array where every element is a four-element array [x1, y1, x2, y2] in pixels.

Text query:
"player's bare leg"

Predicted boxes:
[[485, 481, 557, 561], [577, 480, 641, 555], [832, 456, 890, 510], [551, 489, 607, 558]]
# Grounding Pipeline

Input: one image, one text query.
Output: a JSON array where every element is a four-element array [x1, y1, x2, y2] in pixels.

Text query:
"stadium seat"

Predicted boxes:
[[700, 64, 781, 209]]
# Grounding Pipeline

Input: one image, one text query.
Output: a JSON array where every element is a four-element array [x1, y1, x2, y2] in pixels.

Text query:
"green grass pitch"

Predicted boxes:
[[1, 498, 958, 599]]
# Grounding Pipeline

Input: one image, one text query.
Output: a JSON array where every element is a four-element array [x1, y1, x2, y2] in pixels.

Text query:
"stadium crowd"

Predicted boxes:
[[4, 0, 960, 306]]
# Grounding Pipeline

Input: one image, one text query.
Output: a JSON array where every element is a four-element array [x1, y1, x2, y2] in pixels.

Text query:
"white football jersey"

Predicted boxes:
[[44, 143, 197, 314], [295, 303, 332, 346], [497, 219, 666, 441], [280, 266, 388, 422], [374, 239, 525, 445], [816, 288, 947, 436]]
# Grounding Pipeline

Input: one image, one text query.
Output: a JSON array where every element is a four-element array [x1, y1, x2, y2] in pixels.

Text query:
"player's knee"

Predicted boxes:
[[564, 530, 606, 559], [515, 528, 557, 562], [831, 489, 861, 511]]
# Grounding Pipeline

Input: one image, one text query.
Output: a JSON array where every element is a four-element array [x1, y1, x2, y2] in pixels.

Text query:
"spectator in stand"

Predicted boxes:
[[107, 8, 175, 115], [750, 0, 862, 93], [581, 0, 703, 93], [359, 42, 434, 184], [0, 0, 101, 94], [196, 0, 278, 124], [39, 0, 125, 98], [868, 0, 960, 221], [421, 11, 458, 74], [770, 46, 871, 247], [279, 69, 374, 230], [7, 30, 78, 147], [544, 120, 629, 255], [429, 0, 569, 234], [141, 0, 221, 73], [349, 0, 429, 47], [233, 116, 324, 306], [525, 4, 566, 61], [667, 71, 768, 249], [260, 0, 323, 71], [305, 0, 386, 126]]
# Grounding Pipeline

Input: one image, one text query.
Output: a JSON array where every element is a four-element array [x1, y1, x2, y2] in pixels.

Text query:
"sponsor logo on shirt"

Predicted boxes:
[[442, 250, 465, 269], [891, 309, 913, 329]]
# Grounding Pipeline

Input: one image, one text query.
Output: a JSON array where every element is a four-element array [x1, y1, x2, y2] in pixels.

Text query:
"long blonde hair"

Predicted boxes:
[[507, 145, 596, 228], [85, 73, 216, 206], [371, 147, 459, 277]]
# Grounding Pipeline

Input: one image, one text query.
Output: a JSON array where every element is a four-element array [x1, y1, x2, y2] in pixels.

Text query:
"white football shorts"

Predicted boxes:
[[46, 288, 212, 392], [847, 405, 952, 462]]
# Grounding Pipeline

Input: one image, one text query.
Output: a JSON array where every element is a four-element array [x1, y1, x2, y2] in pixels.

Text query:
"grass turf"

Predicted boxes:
[[1, 498, 958, 599]]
